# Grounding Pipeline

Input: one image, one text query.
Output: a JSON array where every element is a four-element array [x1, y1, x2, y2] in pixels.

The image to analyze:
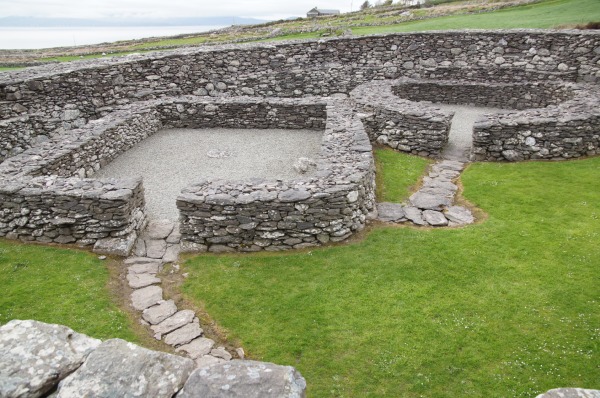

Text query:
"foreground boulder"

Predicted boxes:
[[177, 360, 307, 398], [56, 339, 194, 398], [0, 320, 100, 398], [536, 388, 600, 398]]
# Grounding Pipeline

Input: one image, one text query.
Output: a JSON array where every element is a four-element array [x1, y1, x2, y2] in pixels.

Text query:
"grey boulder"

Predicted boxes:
[[56, 339, 194, 398], [536, 389, 600, 398], [0, 320, 100, 398], [177, 360, 306, 398]]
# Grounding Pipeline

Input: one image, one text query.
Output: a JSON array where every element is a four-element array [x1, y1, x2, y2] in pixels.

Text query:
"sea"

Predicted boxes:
[[0, 26, 226, 50]]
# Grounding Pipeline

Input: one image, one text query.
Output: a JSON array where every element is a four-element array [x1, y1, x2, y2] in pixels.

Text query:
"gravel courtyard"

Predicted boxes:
[[95, 128, 323, 219]]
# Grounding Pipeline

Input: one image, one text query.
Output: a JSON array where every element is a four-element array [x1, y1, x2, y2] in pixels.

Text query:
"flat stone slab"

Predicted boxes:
[[409, 192, 452, 211], [376, 202, 406, 222], [93, 233, 137, 257], [128, 262, 162, 275], [164, 322, 203, 347], [210, 347, 233, 361], [177, 360, 307, 398], [143, 300, 178, 325], [423, 210, 449, 226], [194, 355, 225, 369], [176, 337, 216, 360], [445, 206, 475, 225], [0, 320, 100, 398], [55, 339, 194, 398], [124, 257, 162, 265], [162, 244, 180, 263], [536, 389, 600, 398], [127, 272, 161, 289], [403, 206, 426, 225], [151, 310, 195, 336], [146, 239, 167, 259], [145, 219, 175, 240], [131, 285, 163, 311]]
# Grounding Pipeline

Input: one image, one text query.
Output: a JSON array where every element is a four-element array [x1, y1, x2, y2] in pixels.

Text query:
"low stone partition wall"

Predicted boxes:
[[391, 78, 575, 109], [0, 106, 162, 246], [472, 84, 600, 161], [175, 99, 375, 252], [0, 319, 306, 397], [351, 79, 453, 157]]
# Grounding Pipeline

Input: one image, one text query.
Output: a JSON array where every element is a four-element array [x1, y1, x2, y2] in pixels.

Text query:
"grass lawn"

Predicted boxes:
[[0, 241, 139, 341], [352, 0, 600, 35], [182, 153, 600, 397], [375, 147, 431, 202]]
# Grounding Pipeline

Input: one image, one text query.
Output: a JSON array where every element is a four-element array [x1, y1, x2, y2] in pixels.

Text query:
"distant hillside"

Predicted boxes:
[[0, 16, 269, 27]]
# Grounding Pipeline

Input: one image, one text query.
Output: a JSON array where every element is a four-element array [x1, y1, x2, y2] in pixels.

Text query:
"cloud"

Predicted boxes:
[[0, 0, 355, 19]]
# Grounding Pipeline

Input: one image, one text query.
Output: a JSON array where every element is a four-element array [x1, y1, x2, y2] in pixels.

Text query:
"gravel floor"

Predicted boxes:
[[94, 128, 323, 220], [434, 104, 504, 161]]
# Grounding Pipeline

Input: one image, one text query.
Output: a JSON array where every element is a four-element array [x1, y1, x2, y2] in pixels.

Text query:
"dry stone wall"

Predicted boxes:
[[1, 30, 598, 129]]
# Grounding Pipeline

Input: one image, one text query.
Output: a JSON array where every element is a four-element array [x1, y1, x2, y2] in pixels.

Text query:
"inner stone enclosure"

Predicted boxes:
[[1, 30, 599, 252]]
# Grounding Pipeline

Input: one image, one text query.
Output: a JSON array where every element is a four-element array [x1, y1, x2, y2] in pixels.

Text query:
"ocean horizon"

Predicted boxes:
[[0, 26, 227, 50]]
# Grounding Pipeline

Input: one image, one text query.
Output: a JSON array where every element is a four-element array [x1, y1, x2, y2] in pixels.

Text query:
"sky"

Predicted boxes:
[[0, 0, 357, 20]]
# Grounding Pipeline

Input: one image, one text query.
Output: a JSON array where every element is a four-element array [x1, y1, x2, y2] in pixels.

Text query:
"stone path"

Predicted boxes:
[[125, 219, 241, 367]]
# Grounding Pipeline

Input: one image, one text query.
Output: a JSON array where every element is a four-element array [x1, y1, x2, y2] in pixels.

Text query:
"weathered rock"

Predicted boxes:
[[142, 300, 178, 325], [376, 202, 406, 222], [146, 239, 167, 259], [56, 339, 194, 398], [151, 310, 195, 336], [536, 388, 600, 398], [163, 244, 180, 263], [93, 233, 137, 257], [177, 360, 307, 398], [176, 337, 215, 359], [0, 320, 100, 398], [131, 285, 163, 311], [164, 322, 203, 346], [409, 192, 451, 210], [127, 272, 161, 289], [444, 206, 475, 225], [194, 355, 225, 369], [124, 257, 162, 265], [422, 210, 449, 226], [166, 224, 182, 244]]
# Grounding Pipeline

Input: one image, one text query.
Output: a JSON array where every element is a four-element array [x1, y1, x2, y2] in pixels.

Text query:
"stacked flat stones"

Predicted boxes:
[[377, 160, 474, 227], [127, 219, 238, 367]]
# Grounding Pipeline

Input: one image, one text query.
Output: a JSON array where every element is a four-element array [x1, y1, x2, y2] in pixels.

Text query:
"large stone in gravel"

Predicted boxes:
[[127, 272, 161, 289], [56, 339, 194, 398], [177, 360, 307, 398], [164, 322, 203, 347], [93, 233, 137, 257], [151, 310, 195, 336], [409, 191, 451, 210], [143, 300, 178, 325], [422, 210, 448, 226], [536, 389, 600, 398], [376, 202, 406, 222], [445, 206, 475, 225], [0, 320, 100, 398], [146, 239, 167, 259], [176, 338, 215, 359], [131, 285, 163, 311], [403, 206, 426, 225], [146, 220, 175, 240]]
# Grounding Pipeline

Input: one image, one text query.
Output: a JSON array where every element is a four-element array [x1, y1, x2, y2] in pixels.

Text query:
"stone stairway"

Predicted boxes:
[[124, 219, 241, 367]]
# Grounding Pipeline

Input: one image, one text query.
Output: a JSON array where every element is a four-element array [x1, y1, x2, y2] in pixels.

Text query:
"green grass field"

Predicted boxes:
[[375, 148, 431, 202], [0, 242, 139, 341], [182, 153, 600, 397]]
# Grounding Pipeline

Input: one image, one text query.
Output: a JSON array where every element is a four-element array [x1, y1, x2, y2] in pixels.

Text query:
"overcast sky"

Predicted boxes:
[[1, 0, 357, 20]]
